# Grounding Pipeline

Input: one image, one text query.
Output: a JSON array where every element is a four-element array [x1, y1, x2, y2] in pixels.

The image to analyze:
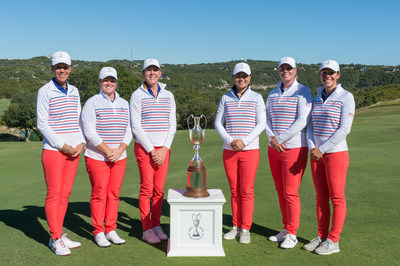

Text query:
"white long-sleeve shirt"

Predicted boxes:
[[36, 80, 85, 150], [307, 84, 355, 154], [130, 82, 176, 153], [81, 90, 133, 161], [215, 86, 266, 151], [265, 79, 313, 149]]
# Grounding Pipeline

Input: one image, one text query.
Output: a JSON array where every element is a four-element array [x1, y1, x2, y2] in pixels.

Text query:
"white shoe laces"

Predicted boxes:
[[55, 238, 66, 248], [61, 234, 70, 241], [285, 234, 296, 242], [321, 240, 332, 249], [311, 237, 321, 244]]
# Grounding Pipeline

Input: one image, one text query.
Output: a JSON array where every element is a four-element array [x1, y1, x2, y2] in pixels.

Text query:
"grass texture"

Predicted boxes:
[[0, 105, 399, 265]]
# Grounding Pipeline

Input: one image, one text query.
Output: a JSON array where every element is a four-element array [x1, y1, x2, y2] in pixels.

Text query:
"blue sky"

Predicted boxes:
[[0, 0, 399, 66]]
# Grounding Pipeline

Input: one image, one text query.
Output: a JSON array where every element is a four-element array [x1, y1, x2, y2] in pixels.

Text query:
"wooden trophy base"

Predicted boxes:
[[184, 187, 210, 198]]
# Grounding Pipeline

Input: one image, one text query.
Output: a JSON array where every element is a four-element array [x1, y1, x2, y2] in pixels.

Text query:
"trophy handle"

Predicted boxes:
[[200, 114, 207, 129], [187, 114, 194, 129]]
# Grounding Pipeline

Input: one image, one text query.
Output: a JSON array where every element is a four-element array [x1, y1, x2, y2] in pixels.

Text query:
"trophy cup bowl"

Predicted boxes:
[[184, 114, 210, 198]]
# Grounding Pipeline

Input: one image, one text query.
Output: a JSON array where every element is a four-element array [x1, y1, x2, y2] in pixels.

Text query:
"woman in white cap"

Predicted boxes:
[[303, 60, 355, 255], [215, 62, 266, 244], [81, 67, 132, 247], [130, 59, 176, 244], [36, 51, 85, 256], [265, 57, 313, 249]]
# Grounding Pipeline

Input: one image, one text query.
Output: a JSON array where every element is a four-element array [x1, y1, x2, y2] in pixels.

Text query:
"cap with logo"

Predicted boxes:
[[233, 62, 251, 75], [51, 51, 71, 66], [278, 57, 296, 68], [319, 60, 340, 72], [99, 67, 118, 80], [143, 58, 161, 70]]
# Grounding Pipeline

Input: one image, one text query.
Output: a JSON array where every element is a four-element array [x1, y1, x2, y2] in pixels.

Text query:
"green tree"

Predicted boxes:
[[2, 92, 40, 140]]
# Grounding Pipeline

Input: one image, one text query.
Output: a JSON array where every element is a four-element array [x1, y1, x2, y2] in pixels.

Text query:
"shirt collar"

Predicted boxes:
[[322, 89, 327, 102], [231, 85, 250, 99], [276, 79, 298, 95], [52, 78, 68, 95], [147, 83, 161, 98], [100, 89, 118, 103], [319, 83, 343, 101], [280, 84, 285, 94]]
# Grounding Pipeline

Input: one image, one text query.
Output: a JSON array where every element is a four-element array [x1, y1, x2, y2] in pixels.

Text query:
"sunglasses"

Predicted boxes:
[[54, 65, 70, 70], [279, 66, 293, 71], [101, 79, 117, 83]]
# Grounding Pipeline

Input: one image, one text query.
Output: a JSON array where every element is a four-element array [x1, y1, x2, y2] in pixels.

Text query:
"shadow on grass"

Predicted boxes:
[[1, 198, 310, 251], [0, 133, 20, 142], [0, 206, 48, 246], [222, 213, 310, 245], [65, 202, 146, 246], [0, 202, 143, 247], [119, 196, 170, 253], [222, 213, 275, 238], [0, 204, 93, 247]]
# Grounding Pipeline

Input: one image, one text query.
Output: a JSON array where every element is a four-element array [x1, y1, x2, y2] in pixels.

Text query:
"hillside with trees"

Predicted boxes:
[[0, 57, 399, 138]]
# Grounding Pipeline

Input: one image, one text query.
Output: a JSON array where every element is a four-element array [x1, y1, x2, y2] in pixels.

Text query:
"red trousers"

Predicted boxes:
[[310, 151, 349, 242], [85, 157, 127, 235], [134, 143, 170, 230], [268, 147, 308, 235], [223, 149, 259, 230], [42, 149, 80, 240]]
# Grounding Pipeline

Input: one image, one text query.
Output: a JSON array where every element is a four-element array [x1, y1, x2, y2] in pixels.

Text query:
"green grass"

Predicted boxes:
[[1, 105, 399, 265]]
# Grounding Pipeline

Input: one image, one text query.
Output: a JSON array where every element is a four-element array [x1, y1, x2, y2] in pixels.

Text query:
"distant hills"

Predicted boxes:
[[0, 57, 399, 129]]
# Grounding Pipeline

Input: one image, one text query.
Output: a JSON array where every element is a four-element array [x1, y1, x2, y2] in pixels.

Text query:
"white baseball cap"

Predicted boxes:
[[143, 58, 161, 70], [99, 67, 118, 80], [51, 51, 71, 66], [319, 60, 340, 72], [233, 62, 251, 75], [278, 57, 296, 68]]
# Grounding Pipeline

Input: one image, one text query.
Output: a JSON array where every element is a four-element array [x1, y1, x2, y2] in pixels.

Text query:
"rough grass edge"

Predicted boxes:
[[357, 98, 400, 112]]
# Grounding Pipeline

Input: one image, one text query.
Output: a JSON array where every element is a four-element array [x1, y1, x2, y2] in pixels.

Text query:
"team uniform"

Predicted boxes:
[[307, 84, 355, 243], [215, 85, 266, 231], [265, 79, 313, 236], [37, 79, 85, 240], [81, 89, 132, 236], [130, 82, 176, 231]]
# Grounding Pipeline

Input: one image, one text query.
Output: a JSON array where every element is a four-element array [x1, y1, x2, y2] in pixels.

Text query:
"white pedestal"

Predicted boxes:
[[167, 189, 226, 257]]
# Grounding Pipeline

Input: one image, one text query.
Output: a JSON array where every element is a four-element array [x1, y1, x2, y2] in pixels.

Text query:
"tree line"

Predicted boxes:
[[1, 57, 399, 139]]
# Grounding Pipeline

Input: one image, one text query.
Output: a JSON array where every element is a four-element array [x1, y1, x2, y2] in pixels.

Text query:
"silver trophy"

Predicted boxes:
[[184, 114, 210, 198]]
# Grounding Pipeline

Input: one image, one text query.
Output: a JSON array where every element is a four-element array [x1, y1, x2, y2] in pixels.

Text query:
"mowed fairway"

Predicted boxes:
[[0, 105, 399, 265]]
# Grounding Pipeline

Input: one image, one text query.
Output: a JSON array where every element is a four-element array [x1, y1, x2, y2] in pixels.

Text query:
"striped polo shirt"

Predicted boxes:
[[269, 96, 300, 133], [265, 79, 313, 149], [37, 80, 85, 150], [215, 86, 266, 151], [307, 84, 355, 154], [140, 96, 172, 133], [81, 90, 132, 161], [311, 100, 342, 138], [48, 94, 80, 134], [130, 82, 176, 153]]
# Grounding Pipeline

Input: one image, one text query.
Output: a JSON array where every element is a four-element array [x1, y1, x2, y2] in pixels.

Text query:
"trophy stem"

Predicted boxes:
[[185, 114, 209, 198]]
